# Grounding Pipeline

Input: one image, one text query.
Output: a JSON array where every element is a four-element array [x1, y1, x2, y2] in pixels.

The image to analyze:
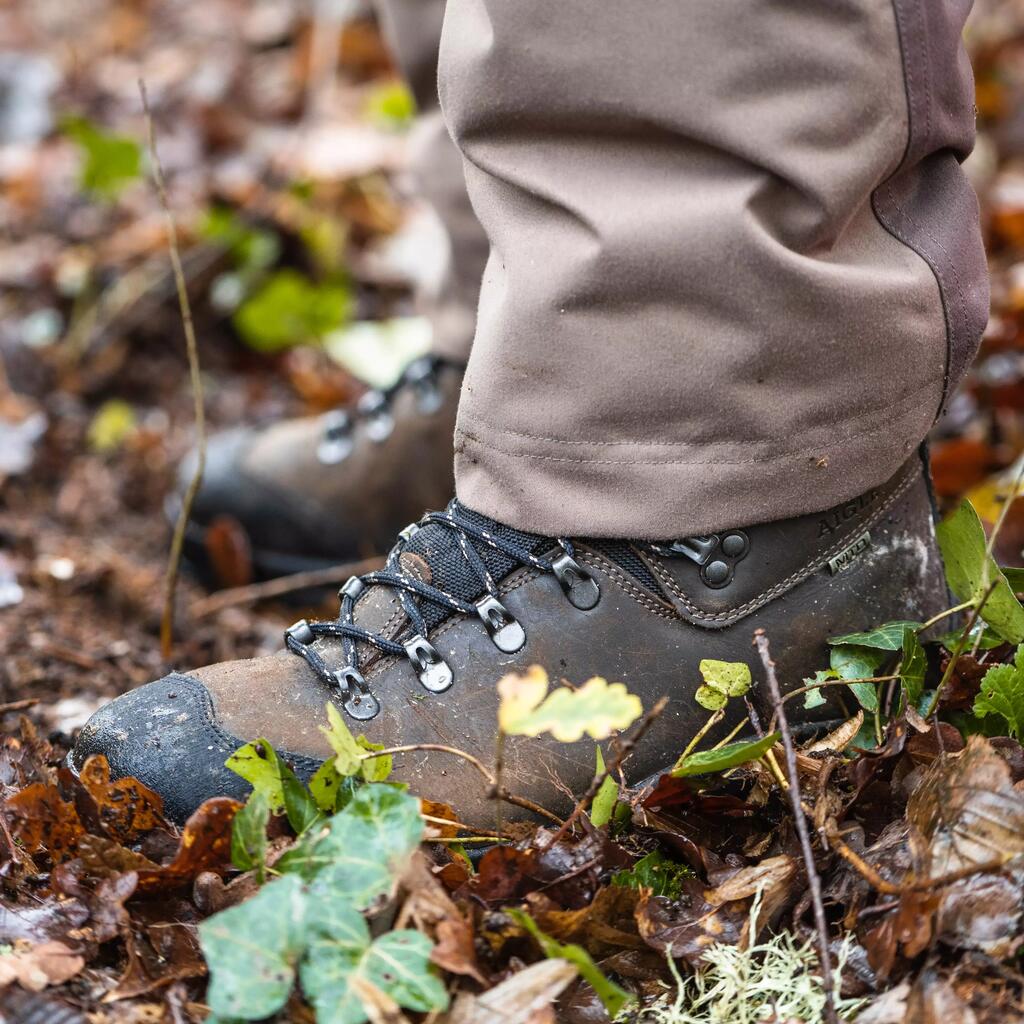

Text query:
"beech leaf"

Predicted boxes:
[[498, 667, 642, 742]]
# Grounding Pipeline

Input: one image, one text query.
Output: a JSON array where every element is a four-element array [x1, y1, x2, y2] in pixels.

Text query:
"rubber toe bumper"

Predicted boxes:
[[69, 674, 320, 823]]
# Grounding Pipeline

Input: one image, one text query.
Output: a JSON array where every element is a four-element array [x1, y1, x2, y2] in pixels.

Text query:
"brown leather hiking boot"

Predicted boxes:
[[74, 452, 947, 825], [176, 356, 462, 582]]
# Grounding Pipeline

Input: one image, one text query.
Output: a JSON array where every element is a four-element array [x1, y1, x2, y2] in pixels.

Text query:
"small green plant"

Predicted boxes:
[[974, 643, 1024, 738], [200, 773, 443, 1024], [612, 849, 693, 899], [364, 80, 416, 129], [61, 115, 142, 198], [232, 269, 352, 353]]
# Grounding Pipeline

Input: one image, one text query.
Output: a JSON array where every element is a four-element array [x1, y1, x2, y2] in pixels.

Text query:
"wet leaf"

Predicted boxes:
[[830, 621, 920, 650], [301, 886, 448, 1024], [279, 785, 423, 907], [498, 667, 642, 742], [830, 645, 885, 711], [0, 941, 85, 991], [75, 754, 164, 843], [506, 908, 632, 1018], [134, 797, 240, 893], [4, 783, 84, 862], [199, 874, 307, 1020], [672, 732, 779, 777]]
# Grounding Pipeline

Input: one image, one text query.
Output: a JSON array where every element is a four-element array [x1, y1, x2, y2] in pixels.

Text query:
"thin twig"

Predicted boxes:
[[190, 556, 386, 617], [828, 828, 1020, 895], [539, 695, 669, 849], [360, 742, 562, 824], [754, 629, 838, 1024], [0, 698, 39, 714], [139, 79, 206, 660]]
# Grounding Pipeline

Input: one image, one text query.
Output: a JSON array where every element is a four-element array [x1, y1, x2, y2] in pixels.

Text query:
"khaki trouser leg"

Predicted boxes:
[[373, 0, 487, 362], [438, 0, 989, 538]]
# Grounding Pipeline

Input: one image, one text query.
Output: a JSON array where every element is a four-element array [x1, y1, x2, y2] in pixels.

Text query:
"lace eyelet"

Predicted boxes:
[[339, 575, 366, 604], [551, 553, 600, 610], [317, 410, 354, 465], [285, 619, 315, 645], [333, 667, 380, 720], [474, 595, 526, 653], [357, 390, 394, 442], [404, 635, 453, 693], [404, 357, 444, 414]]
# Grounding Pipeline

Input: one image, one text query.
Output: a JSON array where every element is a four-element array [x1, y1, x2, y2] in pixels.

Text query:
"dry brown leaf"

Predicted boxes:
[[441, 960, 578, 1024], [4, 783, 84, 863], [0, 941, 85, 992], [76, 754, 165, 843]]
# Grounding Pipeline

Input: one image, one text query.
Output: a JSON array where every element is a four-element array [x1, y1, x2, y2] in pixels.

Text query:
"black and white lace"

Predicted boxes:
[[283, 503, 600, 720]]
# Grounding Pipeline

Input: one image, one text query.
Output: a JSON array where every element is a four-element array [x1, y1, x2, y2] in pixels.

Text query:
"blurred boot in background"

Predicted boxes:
[[176, 0, 487, 584]]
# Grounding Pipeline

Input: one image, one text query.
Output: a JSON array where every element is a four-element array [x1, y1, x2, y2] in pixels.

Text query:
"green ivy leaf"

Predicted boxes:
[[589, 747, 619, 828], [282, 767, 322, 836], [199, 875, 307, 1020], [974, 644, 1024, 739], [231, 789, 270, 879], [321, 703, 364, 777], [937, 501, 1024, 644], [802, 669, 835, 710], [829, 645, 885, 712], [301, 881, 446, 1024], [279, 785, 423, 904], [672, 732, 780, 778], [900, 626, 927, 707], [695, 659, 751, 711], [612, 849, 693, 899], [226, 739, 286, 812], [1002, 566, 1024, 594], [829, 620, 920, 651], [226, 738, 321, 834], [506, 909, 631, 1018], [356, 735, 393, 783], [309, 760, 361, 814], [937, 623, 1005, 652], [62, 116, 141, 198]]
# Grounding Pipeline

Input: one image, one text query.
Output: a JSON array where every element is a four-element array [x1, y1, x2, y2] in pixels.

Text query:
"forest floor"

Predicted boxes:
[[3, 1, 1024, 1022]]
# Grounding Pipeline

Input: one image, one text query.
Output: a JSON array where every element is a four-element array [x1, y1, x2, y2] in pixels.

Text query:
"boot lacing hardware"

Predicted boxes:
[[283, 504, 600, 719], [316, 355, 449, 465]]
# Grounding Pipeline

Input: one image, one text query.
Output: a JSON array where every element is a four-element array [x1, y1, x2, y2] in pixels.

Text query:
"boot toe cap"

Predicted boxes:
[[70, 674, 267, 823]]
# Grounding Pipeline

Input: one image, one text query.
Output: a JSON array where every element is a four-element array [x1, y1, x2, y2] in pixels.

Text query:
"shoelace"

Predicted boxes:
[[283, 503, 600, 720], [316, 355, 452, 465]]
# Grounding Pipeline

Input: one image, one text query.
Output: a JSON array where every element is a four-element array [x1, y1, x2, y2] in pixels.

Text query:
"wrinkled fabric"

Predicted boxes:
[[438, 0, 988, 537]]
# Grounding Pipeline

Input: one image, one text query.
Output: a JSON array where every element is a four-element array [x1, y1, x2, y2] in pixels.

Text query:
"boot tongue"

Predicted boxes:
[[348, 500, 549, 663]]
